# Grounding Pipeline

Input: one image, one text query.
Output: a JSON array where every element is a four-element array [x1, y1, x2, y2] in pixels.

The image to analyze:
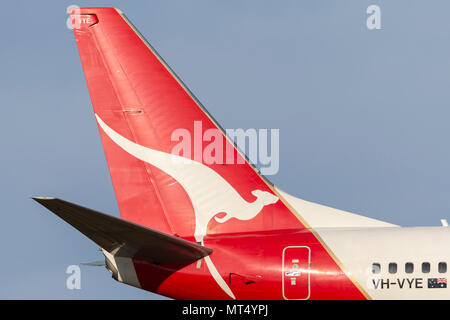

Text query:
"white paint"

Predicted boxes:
[[96, 114, 278, 243], [282, 246, 311, 300], [314, 227, 450, 299], [102, 249, 141, 289], [204, 254, 236, 299], [96, 114, 280, 299], [276, 187, 397, 228], [277, 188, 450, 299]]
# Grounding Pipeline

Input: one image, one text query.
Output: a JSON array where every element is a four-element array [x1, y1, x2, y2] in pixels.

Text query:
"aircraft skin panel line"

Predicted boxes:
[[33, 7, 450, 300]]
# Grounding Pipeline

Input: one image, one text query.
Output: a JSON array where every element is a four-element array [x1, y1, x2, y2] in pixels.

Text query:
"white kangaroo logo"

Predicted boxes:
[[95, 114, 279, 299]]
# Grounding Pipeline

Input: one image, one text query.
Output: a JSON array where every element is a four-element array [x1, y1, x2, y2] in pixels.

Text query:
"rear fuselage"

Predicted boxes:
[[109, 227, 450, 299]]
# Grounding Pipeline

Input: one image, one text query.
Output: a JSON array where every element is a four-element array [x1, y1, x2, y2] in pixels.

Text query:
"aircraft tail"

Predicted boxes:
[[69, 8, 304, 241]]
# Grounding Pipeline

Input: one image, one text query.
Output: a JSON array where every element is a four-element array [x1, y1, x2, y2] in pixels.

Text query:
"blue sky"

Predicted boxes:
[[2, 0, 450, 299]]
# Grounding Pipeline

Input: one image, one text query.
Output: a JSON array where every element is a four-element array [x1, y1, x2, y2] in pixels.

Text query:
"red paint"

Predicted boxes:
[[71, 7, 367, 300]]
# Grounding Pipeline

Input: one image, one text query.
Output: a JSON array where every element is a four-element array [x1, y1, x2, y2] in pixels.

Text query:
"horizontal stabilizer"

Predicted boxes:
[[32, 197, 212, 263]]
